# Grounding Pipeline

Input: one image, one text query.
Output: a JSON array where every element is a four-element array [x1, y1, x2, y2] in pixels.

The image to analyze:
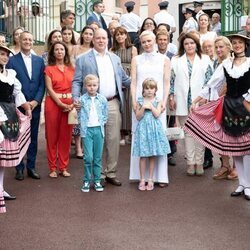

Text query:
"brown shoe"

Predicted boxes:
[[213, 166, 231, 180], [106, 177, 122, 186], [227, 168, 238, 180]]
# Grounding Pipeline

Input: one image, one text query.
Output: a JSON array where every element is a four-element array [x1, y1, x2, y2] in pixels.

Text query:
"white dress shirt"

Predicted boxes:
[[94, 49, 116, 99], [120, 12, 141, 32], [21, 52, 32, 79]]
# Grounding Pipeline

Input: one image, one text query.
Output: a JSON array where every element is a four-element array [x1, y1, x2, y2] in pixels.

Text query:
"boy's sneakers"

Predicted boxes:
[[81, 182, 90, 193], [94, 182, 104, 192]]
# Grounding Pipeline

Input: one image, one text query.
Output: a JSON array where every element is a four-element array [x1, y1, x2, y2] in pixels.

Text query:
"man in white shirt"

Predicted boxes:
[[211, 13, 221, 35], [120, 1, 141, 44], [193, 1, 205, 21], [73, 29, 131, 186], [154, 1, 176, 34]]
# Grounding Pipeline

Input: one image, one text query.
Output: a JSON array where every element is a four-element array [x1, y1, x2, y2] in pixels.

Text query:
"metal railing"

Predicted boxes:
[[221, 0, 250, 35], [0, 0, 57, 44]]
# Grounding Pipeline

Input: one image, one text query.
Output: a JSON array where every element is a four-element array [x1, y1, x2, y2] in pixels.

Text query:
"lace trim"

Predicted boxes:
[[223, 57, 250, 79]]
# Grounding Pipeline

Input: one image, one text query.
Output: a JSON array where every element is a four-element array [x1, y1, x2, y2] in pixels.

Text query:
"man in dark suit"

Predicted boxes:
[[73, 28, 130, 186], [87, 1, 108, 32], [7, 31, 45, 181]]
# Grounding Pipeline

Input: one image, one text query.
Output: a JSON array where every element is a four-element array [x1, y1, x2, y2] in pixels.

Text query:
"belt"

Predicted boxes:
[[47, 93, 72, 99], [107, 95, 118, 102]]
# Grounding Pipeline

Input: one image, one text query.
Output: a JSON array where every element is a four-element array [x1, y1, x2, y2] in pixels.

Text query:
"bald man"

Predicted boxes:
[[72, 29, 131, 186]]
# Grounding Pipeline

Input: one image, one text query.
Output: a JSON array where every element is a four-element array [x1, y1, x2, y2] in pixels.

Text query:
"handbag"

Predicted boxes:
[[68, 108, 78, 125], [166, 112, 184, 141], [166, 127, 185, 141]]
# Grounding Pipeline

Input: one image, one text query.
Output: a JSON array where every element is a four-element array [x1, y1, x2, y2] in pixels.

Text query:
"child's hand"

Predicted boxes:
[[143, 102, 152, 110]]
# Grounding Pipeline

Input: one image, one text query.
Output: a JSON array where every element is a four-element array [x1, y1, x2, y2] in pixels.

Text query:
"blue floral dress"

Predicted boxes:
[[133, 97, 171, 157]]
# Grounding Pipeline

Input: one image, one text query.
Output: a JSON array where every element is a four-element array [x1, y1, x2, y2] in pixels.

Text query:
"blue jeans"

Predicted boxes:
[[82, 126, 104, 182]]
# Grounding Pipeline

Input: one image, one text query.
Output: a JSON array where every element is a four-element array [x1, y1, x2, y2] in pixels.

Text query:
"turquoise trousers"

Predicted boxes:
[[82, 126, 104, 182]]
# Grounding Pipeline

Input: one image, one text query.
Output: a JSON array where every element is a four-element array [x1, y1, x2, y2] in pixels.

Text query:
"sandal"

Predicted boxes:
[[227, 168, 238, 180], [60, 170, 71, 177], [138, 179, 146, 191], [0, 196, 6, 213], [146, 179, 154, 191], [213, 166, 231, 180], [49, 171, 57, 178]]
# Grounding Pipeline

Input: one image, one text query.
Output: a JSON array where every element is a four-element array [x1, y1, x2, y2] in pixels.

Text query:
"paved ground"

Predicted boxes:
[[1, 125, 250, 250]]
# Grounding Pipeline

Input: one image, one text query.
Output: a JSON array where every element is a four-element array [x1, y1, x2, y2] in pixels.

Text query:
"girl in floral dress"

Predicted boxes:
[[133, 78, 170, 191]]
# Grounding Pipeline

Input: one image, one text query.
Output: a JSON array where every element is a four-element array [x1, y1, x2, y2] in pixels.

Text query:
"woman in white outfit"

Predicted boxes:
[[130, 30, 170, 185]]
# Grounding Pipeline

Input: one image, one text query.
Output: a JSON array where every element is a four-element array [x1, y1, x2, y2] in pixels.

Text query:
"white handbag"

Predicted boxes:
[[166, 112, 184, 141], [166, 127, 185, 141]]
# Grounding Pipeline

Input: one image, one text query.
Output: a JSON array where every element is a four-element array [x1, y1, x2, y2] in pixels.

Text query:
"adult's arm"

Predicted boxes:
[[162, 57, 170, 109], [32, 60, 45, 109], [72, 56, 84, 101], [45, 74, 72, 111], [130, 56, 137, 112]]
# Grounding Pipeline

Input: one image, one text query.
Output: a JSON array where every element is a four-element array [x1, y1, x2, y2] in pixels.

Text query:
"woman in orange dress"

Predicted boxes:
[[44, 41, 74, 178]]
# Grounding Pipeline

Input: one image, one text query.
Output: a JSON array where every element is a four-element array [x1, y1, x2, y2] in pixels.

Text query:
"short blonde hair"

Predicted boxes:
[[139, 30, 156, 41], [84, 74, 99, 86], [142, 78, 158, 96]]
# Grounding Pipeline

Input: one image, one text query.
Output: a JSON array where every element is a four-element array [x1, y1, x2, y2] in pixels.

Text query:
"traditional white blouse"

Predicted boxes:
[[200, 57, 250, 102], [0, 69, 26, 121]]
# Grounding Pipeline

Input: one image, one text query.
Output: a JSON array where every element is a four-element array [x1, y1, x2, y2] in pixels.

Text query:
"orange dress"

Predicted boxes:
[[44, 65, 74, 172]]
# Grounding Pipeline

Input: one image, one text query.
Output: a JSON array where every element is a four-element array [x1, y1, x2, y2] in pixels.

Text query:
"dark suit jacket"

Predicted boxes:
[[7, 52, 45, 111]]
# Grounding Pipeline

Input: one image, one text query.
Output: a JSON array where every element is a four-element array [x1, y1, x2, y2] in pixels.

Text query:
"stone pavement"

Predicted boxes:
[[1, 125, 250, 250]]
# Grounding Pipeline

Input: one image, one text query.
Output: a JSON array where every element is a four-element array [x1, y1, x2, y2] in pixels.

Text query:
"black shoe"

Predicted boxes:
[[203, 159, 213, 169], [27, 169, 40, 179], [168, 156, 176, 166], [231, 185, 244, 197], [100, 178, 106, 187], [106, 177, 122, 186], [3, 191, 16, 200], [15, 170, 24, 181]]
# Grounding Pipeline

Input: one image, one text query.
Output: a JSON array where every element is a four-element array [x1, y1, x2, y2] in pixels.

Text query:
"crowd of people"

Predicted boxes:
[[0, 0, 250, 213]]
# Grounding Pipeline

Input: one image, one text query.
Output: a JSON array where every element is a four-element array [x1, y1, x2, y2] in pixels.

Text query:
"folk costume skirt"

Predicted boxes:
[[0, 109, 31, 167], [184, 97, 250, 156]]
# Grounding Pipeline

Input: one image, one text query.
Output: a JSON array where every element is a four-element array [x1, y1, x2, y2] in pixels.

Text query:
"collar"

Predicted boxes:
[[21, 52, 32, 58], [143, 50, 158, 56], [93, 48, 109, 57], [86, 93, 100, 99]]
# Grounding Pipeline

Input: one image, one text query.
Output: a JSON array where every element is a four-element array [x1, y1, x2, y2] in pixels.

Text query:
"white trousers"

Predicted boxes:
[[178, 116, 205, 165], [234, 155, 250, 188]]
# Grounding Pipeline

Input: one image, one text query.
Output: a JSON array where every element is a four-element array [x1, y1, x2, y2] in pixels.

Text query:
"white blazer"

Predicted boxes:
[[171, 53, 211, 116]]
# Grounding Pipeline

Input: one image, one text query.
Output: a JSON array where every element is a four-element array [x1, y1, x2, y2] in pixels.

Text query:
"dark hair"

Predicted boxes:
[[92, 1, 103, 11], [47, 29, 62, 51], [178, 32, 202, 58], [48, 41, 71, 66], [139, 17, 157, 35], [126, 6, 134, 13], [60, 9, 75, 23], [79, 26, 94, 47], [61, 25, 77, 45], [111, 27, 132, 51]]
